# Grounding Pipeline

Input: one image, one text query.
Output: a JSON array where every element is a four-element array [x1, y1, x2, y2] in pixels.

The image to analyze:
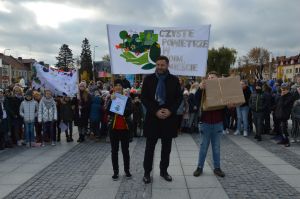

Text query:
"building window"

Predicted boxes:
[[296, 68, 299, 73]]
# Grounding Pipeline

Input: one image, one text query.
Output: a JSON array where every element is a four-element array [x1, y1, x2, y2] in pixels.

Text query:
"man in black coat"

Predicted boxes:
[[141, 56, 182, 184]]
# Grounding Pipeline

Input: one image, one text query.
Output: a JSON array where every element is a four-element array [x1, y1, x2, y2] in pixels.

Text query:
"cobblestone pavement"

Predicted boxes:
[[115, 138, 152, 199], [192, 133, 300, 199], [3, 140, 111, 199], [247, 135, 300, 170]]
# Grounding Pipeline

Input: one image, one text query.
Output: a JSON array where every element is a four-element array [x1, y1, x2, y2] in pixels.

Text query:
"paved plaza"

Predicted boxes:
[[0, 131, 300, 199]]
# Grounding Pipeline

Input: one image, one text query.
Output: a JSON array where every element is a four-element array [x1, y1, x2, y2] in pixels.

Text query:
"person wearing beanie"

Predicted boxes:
[[274, 83, 294, 147], [107, 78, 133, 181], [38, 89, 57, 146], [249, 81, 266, 141], [20, 89, 39, 147]]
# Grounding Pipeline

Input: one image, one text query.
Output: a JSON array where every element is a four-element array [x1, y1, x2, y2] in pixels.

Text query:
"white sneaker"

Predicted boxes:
[[243, 131, 248, 137], [41, 143, 45, 147], [222, 130, 226, 135], [290, 139, 296, 143], [225, 129, 230, 134], [296, 139, 300, 142], [234, 130, 240, 135], [51, 142, 56, 146]]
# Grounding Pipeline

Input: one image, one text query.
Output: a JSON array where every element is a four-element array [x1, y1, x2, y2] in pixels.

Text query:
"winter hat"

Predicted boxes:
[[25, 89, 33, 97], [281, 83, 290, 90], [114, 79, 123, 87]]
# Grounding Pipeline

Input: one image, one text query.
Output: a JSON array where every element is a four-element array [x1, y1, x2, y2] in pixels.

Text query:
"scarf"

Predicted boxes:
[[42, 96, 55, 109], [155, 70, 169, 106]]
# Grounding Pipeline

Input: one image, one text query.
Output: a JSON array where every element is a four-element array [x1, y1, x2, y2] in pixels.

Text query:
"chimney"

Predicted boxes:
[[18, 57, 22, 61]]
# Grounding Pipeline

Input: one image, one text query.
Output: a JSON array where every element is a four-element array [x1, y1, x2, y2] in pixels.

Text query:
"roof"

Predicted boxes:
[[22, 59, 36, 64], [0, 53, 30, 69]]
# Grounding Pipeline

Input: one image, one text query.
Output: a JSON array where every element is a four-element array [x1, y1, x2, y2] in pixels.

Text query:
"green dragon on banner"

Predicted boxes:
[[115, 30, 161, 70]]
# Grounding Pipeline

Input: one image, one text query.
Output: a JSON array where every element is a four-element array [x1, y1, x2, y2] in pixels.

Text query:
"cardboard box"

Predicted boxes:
[[202, 76, 245, 111]]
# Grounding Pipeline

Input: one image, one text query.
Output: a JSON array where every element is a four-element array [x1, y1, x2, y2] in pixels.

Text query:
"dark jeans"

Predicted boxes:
[[43, 121, 55, 142], [0, 119, 10, 147], [110, 130, 130, 173], [272, 112, 280, 135], [264, 111, 271, 134], [252, 112, 264, 136], [11, 118, 23, 143], [133, 120, 142, 137], [90, 121, 100, 137], [63, 121, 73, 137], [279, 120, 289, 139], [35, 120, 42, 143], [143, 137, 172, 175]]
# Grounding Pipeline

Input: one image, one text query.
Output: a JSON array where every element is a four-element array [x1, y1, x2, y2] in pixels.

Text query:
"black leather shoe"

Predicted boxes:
[[143, 175, 151, 184], [160, 172, 172, 182]]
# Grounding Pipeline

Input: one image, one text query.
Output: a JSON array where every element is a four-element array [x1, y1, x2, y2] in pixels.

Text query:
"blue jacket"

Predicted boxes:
[[89, 96, 102, 122]]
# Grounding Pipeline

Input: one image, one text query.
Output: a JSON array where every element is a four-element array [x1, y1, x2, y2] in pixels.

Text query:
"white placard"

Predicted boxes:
[[107, 24, 210, 77], [109, 93, 128, 116]]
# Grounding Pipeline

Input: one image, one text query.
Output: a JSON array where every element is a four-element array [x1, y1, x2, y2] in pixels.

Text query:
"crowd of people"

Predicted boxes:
[[1, 58, 300, 182], [0, 78, 144, 150]]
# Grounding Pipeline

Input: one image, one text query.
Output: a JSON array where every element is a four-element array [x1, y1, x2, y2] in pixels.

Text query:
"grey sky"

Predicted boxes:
[[0, 0, 299, 65]]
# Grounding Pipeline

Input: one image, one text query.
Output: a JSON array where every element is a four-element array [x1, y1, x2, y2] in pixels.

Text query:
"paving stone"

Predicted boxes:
[[192, 134, 300, 199], [3, 140, 110, 199]]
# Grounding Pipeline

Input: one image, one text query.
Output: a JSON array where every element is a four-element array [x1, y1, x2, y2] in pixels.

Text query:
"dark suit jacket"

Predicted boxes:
[[141, 72, 182, 138]]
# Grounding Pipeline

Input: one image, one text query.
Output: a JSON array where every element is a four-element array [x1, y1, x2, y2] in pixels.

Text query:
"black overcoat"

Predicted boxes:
[[141, 73, 182, 138]]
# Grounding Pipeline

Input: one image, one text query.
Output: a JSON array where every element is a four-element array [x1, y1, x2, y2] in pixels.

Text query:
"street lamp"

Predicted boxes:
[[3, 48, 10, 55], [93, 45, 99, 82]]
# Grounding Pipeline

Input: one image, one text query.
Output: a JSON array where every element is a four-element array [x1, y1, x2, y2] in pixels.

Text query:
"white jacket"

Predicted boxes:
[[38, 98, 57, 122]]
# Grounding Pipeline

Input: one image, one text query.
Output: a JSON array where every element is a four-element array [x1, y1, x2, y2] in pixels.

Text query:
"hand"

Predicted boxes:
[[193, 106, 197, 110], [156, 109, 166, 119], [161, 108, 171, 118], [297, 87, 300, 94]]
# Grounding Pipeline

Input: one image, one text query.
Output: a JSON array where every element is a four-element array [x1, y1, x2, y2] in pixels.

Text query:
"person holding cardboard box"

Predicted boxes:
[[194, 71, 225, 178]]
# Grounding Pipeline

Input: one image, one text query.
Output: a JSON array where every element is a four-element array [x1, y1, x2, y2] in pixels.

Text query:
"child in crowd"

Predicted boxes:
[[107, 79, 132, 180], [275, 83, 295, 147], [75, 82, 91, 143], [33, 91, 43, 143], [8, 86, 24, 146], [89, 90, 102, 139], [19, 90, 39, 147], [60, 95, 75, 142], [38, 89, 57, 146], [291, 99, 300, 143], [132, 94, 143, 137], [181, 90, 190, 133], [249, 82, 266, 141]]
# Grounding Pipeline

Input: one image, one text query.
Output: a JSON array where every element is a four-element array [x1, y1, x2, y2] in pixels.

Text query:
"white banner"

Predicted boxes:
[[32, 63, 78, 97], [107, 24, 210, 76]]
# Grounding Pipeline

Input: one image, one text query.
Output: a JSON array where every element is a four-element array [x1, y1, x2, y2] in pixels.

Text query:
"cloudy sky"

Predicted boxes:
[[0, 0, 299, 65]]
